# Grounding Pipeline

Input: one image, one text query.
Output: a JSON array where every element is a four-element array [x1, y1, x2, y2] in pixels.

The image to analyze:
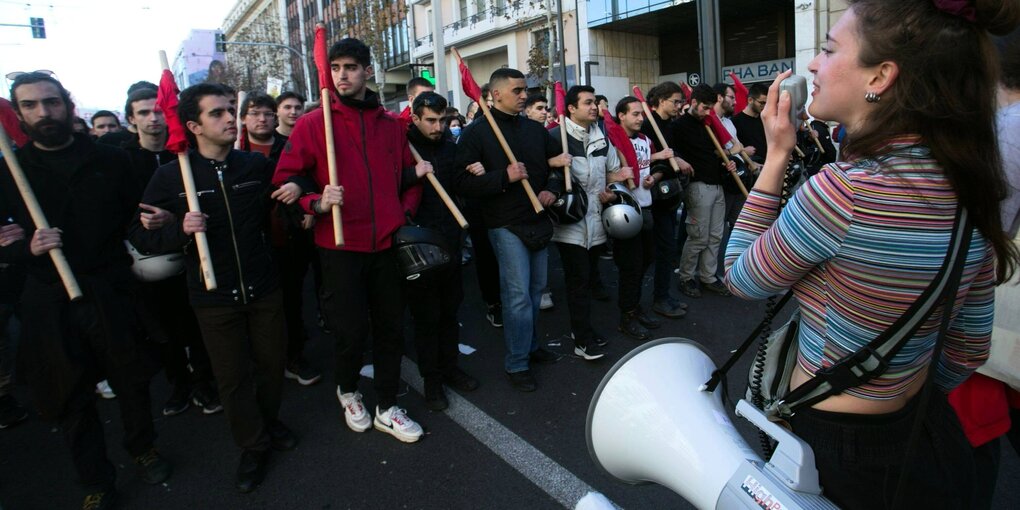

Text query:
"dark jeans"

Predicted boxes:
[[613, 210, 654, 313], [468, 225, 501, 306], [789, 391, 975, 509], [138, 274, 212, 386], [193, 288, 286, 452], [406, 249, 463, 382], [555, 242, 605, 347], [275, 231, 317, 363], [650, 205, 679, 302], [319, 248, 405, 409]]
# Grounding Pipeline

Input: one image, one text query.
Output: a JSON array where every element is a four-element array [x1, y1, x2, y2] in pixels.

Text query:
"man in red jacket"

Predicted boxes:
[[274, 38, 429, 443]]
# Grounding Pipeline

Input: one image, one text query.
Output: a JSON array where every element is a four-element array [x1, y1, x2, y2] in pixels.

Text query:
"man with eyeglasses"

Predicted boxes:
[[731, 82, 769, 163], [239, 94, 285, 165]]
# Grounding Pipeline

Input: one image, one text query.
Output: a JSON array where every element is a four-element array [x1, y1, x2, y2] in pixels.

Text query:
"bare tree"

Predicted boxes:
[[223, 8, 291, 94]]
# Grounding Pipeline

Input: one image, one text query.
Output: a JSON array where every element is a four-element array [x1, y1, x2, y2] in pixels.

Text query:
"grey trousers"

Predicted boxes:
[[677, 182, 726, 283]]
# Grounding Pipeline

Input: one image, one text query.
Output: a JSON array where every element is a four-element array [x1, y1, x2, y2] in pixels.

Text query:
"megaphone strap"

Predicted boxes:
[[702, 290, 795, 393]]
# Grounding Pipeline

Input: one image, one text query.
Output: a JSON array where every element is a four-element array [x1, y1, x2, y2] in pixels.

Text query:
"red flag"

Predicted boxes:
[[601, 109, 638, 170], [314, 25, 332, 97], [0, 97, 29, 148], [679, 83, 693, 104], [156, 69, 188, 154], [397, 105, 413, 129], [458, 58, 482, 104], [706, 109, 733, 146], [729, 72, 748, 114], [632, 86, 646, 104], [554, 81, 566, 118]]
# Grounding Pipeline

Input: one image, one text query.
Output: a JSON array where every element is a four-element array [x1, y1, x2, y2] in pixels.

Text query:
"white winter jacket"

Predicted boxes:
[[549, 117, 621, 249]]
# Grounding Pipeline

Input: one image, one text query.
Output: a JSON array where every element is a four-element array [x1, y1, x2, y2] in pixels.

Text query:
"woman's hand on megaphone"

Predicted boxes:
[[763, 70, 798, 157]]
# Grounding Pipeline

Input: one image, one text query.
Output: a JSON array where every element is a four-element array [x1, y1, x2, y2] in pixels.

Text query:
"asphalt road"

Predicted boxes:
[[1, 249, 1017, 509]]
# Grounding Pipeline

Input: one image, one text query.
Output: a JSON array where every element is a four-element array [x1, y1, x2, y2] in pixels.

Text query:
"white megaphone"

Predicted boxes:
[[586, 338, 838, 510]]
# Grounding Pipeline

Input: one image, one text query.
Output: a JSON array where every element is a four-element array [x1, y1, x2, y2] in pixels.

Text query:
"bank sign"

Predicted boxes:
[[722, 58, 795, 83]]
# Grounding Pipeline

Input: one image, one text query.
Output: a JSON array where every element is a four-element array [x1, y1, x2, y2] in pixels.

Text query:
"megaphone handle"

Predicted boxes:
[[735, 400, 823, 495]]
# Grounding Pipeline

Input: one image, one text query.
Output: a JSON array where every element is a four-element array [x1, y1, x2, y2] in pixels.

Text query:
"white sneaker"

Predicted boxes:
[[336, 388, 371, 432], [95, 380, 116, 400], [540, 292, 554, 310], [374, 405, 423, 443]]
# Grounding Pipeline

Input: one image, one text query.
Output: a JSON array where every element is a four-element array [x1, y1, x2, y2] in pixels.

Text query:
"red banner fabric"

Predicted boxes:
[[601, 109, 638, 169], [729, 72, 749, 114], [156, 69, 188, 154]]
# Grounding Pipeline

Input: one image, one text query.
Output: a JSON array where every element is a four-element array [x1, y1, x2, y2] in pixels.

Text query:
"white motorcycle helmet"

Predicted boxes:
[[123, 240, 186, 282], [602, 182, 643, 240]]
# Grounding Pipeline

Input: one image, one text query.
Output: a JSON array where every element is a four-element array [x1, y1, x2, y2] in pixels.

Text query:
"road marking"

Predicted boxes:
[[400, 358, 618, 509]]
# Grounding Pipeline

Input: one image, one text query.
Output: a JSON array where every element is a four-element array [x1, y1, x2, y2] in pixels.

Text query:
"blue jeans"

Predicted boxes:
[[489, 228, 548, 373]]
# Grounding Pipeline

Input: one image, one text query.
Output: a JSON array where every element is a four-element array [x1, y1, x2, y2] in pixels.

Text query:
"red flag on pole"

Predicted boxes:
[[314, 25, 331, 99], [0, 98, 29, 148], [679, 82, 693, 104], [632, 86, 646, 104], [729, 72, 749, 114], [458, 58, 483, 103], [554, 81, 566, 118], [601, 109, 638, 169], [156, 70, 189, 154], [706, 109, 733, 147]]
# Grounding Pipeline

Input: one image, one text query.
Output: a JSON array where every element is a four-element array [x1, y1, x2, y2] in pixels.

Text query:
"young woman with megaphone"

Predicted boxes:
[[723, 0, 1020, 508]]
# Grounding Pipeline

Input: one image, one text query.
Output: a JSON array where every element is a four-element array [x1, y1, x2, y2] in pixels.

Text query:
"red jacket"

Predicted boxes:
[[273, 92, 421, 252]]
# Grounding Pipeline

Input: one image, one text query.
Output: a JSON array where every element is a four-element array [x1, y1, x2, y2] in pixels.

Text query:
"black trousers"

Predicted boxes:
[[20, 275, 156, 492], [319, 248, 404, 409], [274, 230, 318, 363], [193, 288, 286, 452], [137, 274, 213, 386], [554, 242, 605, 347], [650, 206, 678, 302], [468, 225, 501, 306], [613, 210, 654, 313], [790, 391, 975, 509], [406, 250, 463, 382]]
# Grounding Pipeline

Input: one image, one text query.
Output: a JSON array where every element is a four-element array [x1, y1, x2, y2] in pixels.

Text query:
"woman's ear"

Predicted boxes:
[[868, 61, 900, 96]]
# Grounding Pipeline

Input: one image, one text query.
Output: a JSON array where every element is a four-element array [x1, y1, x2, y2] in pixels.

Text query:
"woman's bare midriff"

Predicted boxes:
[[790, 364, 927, 415]]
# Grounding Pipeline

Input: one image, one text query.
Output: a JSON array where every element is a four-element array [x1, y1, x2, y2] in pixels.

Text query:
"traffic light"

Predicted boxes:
[[215, 32, 226, 53], [30, 17, 45, 39], [421, 68, 435, 85]]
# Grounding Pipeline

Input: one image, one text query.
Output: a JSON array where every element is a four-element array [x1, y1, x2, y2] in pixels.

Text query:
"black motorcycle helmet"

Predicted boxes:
[[547, 177, 588, 225], [649, 160, 683, 212], [392, 225, 452, 280]]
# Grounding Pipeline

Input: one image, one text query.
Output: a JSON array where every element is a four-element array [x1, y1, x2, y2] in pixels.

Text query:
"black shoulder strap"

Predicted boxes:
[[772, 207, 973, 418]]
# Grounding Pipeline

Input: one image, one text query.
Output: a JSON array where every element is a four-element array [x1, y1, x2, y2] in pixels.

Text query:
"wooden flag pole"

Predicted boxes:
[[407, 144, 469, 229], [452, 47, 543, 214], [804, 121, 825, 154], [557, 113, 572, 193], [633, 91, 682, 176], [234, 91, 247, 150], [161, 51, 217, 290], [703, 125, 749, 198], [320, 88, 345, 247], [0, 124, 83, 300]]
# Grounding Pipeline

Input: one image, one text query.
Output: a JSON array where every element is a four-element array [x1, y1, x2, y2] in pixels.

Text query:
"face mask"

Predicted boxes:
[[450, 126, 462, 137]]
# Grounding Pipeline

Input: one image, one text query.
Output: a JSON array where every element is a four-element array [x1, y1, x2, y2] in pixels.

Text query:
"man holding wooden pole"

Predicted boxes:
[[273, 37, 429, 443], [0, 72, 169, 509]]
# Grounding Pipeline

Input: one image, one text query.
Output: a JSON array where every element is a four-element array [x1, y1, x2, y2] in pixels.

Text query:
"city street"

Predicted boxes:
[[1, 251, 1017, 509]]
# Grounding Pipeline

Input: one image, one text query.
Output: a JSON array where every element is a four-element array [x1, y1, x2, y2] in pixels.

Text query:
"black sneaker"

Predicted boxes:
[[652, 300, 687, 319], [574, 344, 605, 361], [236, 449, 268, 493], [591, 282, 610, 301], [284, 358, 322, 386], [162, 383, 191, 416], [702, 279, 732, 297], [678, 279, 702, 298], [268, 420, 298, 451], [666, 296, 689, 310], [529, 347, 561, 365], [82, 489, 116, 510], [506, 370, 537, 392], [134, 448, 172, 485], [0, 394, 29, 429], [424, 379, 448, 411], [191, 382, 223, 415], [591, 332, 609, 348], [634, 308, 662, 329], [619, 312, 650, 341], [486, 303, 503, 328], [443, 367, 480, 392]]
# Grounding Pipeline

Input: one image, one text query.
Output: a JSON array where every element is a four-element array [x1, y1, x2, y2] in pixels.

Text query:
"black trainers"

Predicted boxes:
[[702, 279, 732, 297], [191, 382, 223, 415], [529, 347, 561, 365], [591, 332, 609, 348], [134, 448, 172, 485], [506, 370, 537, 392], [619, 312, 650, 341], [82, 489, 116, 510], [634, 308, 662, 329], [666, 295, 689, 310], [652, 300, 687, 319], [0, 394, 29, 429], [443, 367, 480, 392], [574, 344, 605, 361], [162, 383, 191, 416], [424, 378, 448, 411], [486, 303, 503, 328], [284, 358, 322, 386], [678, 279, 702, 298], [236, 449, 268, 493], [268, 420, 298, 451]]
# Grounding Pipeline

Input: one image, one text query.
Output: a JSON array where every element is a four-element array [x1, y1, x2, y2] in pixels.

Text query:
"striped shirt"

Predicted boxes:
[[724, 137, 994, 400]]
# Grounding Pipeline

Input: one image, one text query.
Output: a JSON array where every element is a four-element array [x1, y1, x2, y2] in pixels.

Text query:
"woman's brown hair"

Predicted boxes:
[[843, 0, 1020, 282]]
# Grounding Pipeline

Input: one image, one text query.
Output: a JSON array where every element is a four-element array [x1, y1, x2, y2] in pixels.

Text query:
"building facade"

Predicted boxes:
[[172, 29, 227, 90]]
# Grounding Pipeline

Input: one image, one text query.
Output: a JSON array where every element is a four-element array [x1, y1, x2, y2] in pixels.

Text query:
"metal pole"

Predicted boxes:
[[555, 0, 567, 85], [696, 0, 721, 85], [431, 0, 448, 98]]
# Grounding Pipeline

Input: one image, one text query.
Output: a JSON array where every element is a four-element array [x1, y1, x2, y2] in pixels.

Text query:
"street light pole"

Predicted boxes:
[[431, 0, 447, 99]]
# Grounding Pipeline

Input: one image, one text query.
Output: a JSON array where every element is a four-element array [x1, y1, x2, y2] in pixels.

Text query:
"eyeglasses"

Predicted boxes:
[[6, 70, 57, 81], [671, 99, 684, 105], [246, 111, 276, 119]]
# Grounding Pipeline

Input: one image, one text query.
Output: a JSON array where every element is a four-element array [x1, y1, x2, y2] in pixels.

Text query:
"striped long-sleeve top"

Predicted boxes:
[[724, 138, 995, 399]]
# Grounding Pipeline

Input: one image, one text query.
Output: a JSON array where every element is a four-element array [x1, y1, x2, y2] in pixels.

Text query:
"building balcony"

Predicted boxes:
[[412, 0, 548, 58]]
